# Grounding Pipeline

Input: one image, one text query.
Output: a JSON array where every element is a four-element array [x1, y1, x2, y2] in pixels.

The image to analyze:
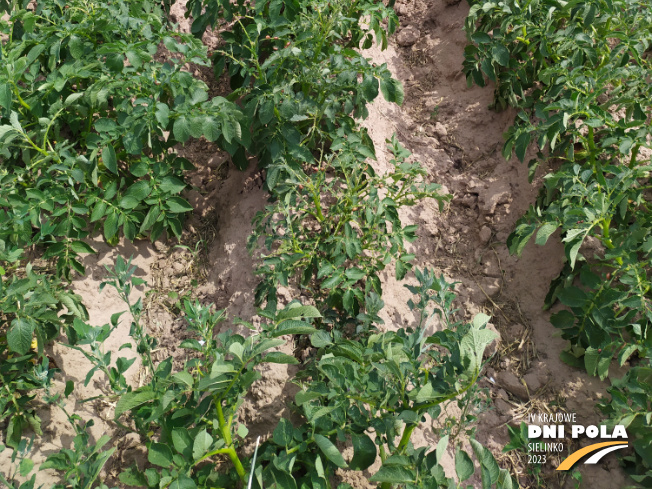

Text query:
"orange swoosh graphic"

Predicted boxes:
[[557, 441, 628, 471]]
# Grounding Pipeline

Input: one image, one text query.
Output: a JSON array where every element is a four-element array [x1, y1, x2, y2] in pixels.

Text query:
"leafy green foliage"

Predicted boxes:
[[598, 365, 652, 486], [70, 258, 313, 487], [210, 0, 399, 171], [0, 355, 52, 451], [464, 0, 652, 116], [250, 136, 449, 316], [194, 0, 450, 321], [0, 0, 245, 278], [509, 161, 652, 379], [0, 1, 519, 487], [44, 260, 513, 489], [464, 0, 652, 483], [1, 261, 86, 356], [0, 437, 41, 489], [187, 0, 398, 54], [251, 270, 514, 489], [0, 246, 86, 448], [0, 389, 118, 489], [40, 420, 116, 489], [464, 0, 652, 373]]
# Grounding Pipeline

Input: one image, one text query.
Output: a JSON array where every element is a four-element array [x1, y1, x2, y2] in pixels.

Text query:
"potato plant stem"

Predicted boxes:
[[312, 13, 334, 64], [1, 380, 21, 415], [11, 82, 31, 110], [42, 107, 65, 151], [397, 423, 416, 453], [629, 144, 640, 169], [123, 294, 156, 387], [587, 126, 596, 167], [216, 400, 246, 481], [311, 188, 325, 222]]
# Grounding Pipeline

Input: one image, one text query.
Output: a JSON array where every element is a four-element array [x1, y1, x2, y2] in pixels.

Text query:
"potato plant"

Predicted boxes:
[[0, 0, 519, 487], [0, 0, 245, 278], [262, 269, 511, 489], [464, 0, 652, 373], [250, 134, 449, 316], [463, 0, 652, 482], [209, 0, 400, 173], [0, 245, 87, 448], [20, 261, 513, 489], [598, 366, 652, 486], [0, 0, 247, 452], [191, 0, 447, 316]]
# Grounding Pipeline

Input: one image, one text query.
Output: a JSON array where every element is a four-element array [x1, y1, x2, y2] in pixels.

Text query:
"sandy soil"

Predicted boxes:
[[0, 0, 632, 488]]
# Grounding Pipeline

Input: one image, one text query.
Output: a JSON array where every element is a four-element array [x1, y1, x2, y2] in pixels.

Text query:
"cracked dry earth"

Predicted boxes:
[[0, 1, 632, 488]]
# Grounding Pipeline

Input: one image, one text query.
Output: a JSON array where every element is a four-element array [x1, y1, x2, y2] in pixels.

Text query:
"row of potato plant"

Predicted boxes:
[[463, 0, 651, 483], [0, 0, 518, 488], [0, 0, 245, 277], [2, 258, 513, 489], [198, 0, 451, 316], [0, 0, 245, 448], [169, 0, 514, 487]]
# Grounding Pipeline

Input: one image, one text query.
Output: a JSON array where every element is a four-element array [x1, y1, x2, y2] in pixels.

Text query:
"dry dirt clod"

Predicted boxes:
[[185, 189, 202, 209], [507, 323, 526, 338], [479, 188, 511, 215], [207, 154, 228, 169], [433, 122, 448, 138], [481, 256, 501, 278], [496, 370, 529, 401], [397, 26, 421, 47], [481, 277, 501, 298], [454, 193, 477, 208], [523, 371, 544, 394], [495, 388, 509, 401], [479, 225, 492, 244], [153, 240, 167, 252], [411, 135, 441, 148], [494, 398, 514, 417], [394, 3, 408, 15]]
